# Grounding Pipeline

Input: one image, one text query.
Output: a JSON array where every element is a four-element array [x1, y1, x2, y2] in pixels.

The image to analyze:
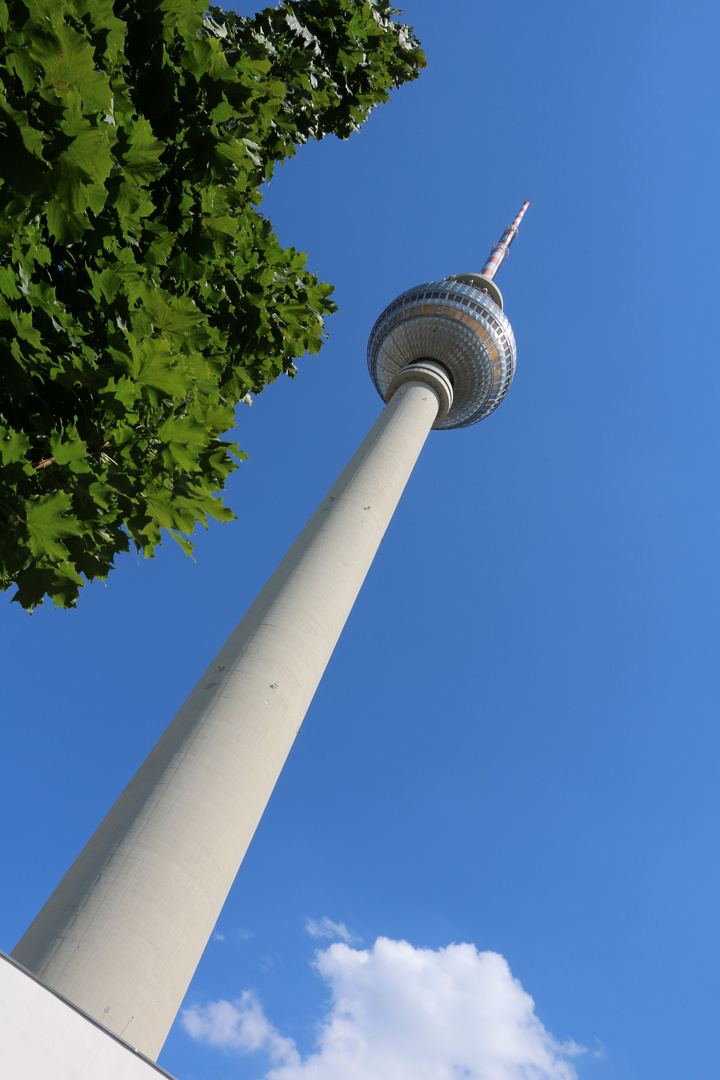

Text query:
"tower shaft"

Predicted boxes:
[[12, 371, 447, 1061]]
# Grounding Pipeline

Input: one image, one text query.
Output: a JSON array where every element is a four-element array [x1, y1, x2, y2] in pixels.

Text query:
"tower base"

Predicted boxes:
[[0, 953, 177, 1080]]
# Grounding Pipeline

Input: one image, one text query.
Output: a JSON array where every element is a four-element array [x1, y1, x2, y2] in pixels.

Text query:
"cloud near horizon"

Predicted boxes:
[[182, 989, 299, 1067], [181, 937, 584, 1080]]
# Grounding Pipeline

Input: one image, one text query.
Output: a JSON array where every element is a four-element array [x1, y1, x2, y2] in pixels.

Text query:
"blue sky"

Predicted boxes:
[[3, 2, 720, 1078]]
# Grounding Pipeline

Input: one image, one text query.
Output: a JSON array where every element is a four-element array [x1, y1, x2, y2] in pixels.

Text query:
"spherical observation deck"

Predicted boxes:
[[367, 276, 517, 430]]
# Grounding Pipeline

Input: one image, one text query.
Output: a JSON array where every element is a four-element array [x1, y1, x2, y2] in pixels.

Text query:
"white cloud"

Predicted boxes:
[[591, 1038, 606, 1059], [182, 991, 299, 1067], [305, 916, 361, 944], [182, 938, 584, 1080]]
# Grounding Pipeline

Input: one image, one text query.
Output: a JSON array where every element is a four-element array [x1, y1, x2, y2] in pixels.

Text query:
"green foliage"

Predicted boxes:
[[0, 0, 424, 609]]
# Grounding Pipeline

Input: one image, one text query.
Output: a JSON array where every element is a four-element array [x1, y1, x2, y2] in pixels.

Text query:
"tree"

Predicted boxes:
[[0, 0, 424, 609]]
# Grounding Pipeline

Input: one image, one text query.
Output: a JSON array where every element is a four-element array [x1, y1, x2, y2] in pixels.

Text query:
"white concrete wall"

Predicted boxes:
[[0, 953, 176, 1080], [12, 379, 442, 1061]]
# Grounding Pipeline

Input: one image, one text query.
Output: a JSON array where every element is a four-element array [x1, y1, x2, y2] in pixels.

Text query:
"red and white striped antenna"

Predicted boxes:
[[480, 200, 530, 281]]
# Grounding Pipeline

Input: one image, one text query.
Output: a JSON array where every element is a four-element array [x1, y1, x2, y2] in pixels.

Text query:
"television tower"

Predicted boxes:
[[11, 204, 530, 1062]]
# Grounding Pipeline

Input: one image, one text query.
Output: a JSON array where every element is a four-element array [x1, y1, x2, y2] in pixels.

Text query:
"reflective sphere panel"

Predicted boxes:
[[367, 279, 517, 429]]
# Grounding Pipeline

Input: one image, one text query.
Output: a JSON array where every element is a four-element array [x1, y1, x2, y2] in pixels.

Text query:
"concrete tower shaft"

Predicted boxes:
[[11, 205, 528, 1066], [12, 364, 453, 1061]]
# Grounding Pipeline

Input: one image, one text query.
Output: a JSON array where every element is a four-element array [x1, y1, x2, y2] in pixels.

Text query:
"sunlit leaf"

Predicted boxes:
[[24, 491, 84, 561]]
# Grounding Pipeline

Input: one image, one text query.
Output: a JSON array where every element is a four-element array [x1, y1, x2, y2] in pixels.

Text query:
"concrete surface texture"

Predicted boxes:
[[12, 371, 448, 1061]]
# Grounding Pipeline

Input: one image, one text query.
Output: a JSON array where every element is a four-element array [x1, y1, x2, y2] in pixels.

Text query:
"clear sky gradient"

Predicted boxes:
[[2, 3, 719, 1079]]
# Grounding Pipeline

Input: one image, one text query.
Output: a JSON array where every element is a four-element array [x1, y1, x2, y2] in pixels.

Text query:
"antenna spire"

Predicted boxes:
[[480, 200, 530, 281]]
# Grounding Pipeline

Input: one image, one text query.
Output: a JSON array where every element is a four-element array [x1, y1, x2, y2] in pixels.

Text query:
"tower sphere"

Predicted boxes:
[[367, 275, 517, 429]]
